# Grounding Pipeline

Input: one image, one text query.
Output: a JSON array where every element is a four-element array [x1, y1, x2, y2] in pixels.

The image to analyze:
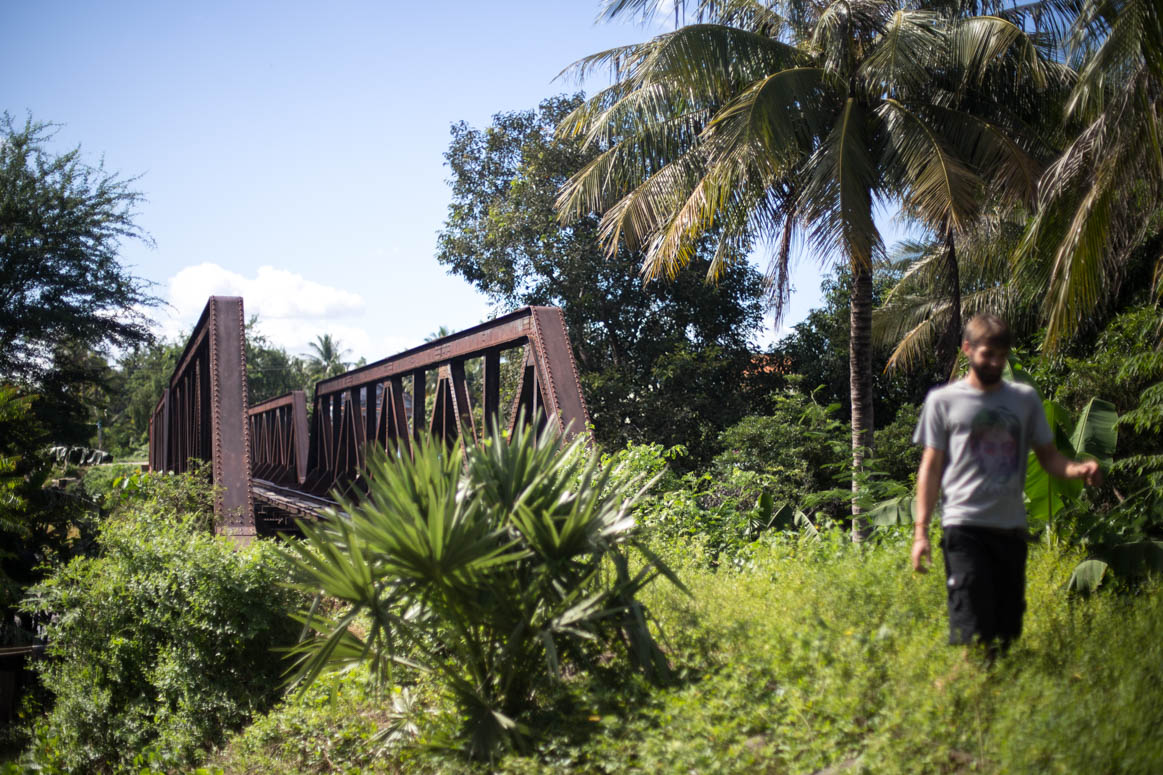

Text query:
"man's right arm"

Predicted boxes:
[[912, 446, 945, 572]]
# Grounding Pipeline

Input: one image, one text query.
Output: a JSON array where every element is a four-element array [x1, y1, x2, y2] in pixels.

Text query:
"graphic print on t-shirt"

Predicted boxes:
[[967, 406, 1022, 489]]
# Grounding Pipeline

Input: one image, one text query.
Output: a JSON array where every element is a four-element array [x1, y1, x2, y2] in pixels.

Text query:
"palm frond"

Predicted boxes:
[[880, 284, 1018, 371], [627, 64, 831, 288], [594, 148, 707, 257], [861, 10, 945, 98], [799, 98, 881, 272], [708, 66, 833, 161], [923, 104, 1042, 208], [878, 98, 983, 233], [1040, 163, 1121, 348], [881, 301, 947, 371], [556, 109, 709, 220], [952, 15, 1050, 89], [643, 133, 781, 282], [1067, 0, 1156, 120], [606, 24, 805, 104]]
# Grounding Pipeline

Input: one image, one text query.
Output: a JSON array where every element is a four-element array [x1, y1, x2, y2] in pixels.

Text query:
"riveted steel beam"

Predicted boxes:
[[147, 297, 254, 540]]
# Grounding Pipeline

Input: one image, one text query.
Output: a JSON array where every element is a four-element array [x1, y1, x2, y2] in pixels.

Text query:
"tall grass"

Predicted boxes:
[[212, 528, 1163, 774], [621, 531, 1163, 774]]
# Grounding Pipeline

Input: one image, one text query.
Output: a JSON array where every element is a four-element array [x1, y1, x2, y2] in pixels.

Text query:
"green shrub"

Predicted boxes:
[[872, 402, 922, 485], [207, 667, 416, 775], [711, 386, 846, 505], [77, 462, 145, 506], [20, 471, 302, 773]]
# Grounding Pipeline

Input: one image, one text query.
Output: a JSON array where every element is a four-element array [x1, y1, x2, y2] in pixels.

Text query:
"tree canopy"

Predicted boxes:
[[437, 94, 773, 466], [555, 0, 1057, 531], [0, 114, 157, 384]]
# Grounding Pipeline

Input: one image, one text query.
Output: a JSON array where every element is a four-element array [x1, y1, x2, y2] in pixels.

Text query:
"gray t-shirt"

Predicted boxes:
[[913, 380, 1053, 529]]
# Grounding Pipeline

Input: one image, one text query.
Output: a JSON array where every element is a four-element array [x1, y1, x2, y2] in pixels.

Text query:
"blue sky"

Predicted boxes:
[[1, 0, 887, 362]]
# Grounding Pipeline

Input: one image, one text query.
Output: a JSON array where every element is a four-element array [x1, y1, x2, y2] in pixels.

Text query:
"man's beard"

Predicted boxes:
[[972, 363, 1003, 385]]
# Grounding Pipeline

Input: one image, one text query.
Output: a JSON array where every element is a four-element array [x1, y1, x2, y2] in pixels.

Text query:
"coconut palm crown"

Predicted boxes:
[[1016, 0, 1163, 349], [556, 0, 1061, 534]]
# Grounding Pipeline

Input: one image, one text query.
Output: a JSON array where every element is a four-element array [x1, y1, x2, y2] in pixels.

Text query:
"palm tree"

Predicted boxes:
[[557, 0, 1054, 536], [307, 334, 351, 381], [1015, 0, 1163, 349], [875, 209, 1031, 376]]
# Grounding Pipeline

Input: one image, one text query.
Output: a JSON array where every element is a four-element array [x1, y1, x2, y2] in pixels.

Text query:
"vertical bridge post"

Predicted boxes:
[[148, 296, 254, 540]]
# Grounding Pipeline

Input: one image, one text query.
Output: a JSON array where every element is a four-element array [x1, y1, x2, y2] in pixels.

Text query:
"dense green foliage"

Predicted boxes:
[[438, 95, 773, 468], [18, 471, 301, 773], [99, 318, 313, 458], [4, 2, 1163, 772], [0, 387, 97, 631], [211, 532, 1163, 774], [284, 422, 680, 759]]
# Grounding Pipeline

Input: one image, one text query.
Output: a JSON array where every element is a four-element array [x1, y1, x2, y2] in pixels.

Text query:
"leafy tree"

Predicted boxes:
[[0, 115, 157, 384], [437, 94, 771, 467], [557, 0, 1057, 533]]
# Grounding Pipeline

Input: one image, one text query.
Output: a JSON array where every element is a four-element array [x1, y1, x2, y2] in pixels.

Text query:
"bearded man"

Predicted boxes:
[[911, 314, 1102, 652]]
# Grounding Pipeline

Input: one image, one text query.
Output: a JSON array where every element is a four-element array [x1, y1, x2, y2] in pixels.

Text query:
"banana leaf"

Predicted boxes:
[[1003, 355, 1043, 399], [868, 494, 913, 526], [1067, 559, 1109, 593], [1068, 541, 1163, 593], [1025, 400, 1085, 523], [1069, 397, 1118, 465], [1024, 451, 1072, 524]]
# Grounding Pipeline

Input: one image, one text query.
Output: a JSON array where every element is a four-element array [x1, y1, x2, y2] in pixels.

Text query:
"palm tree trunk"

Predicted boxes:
[[849, 260, 874, 541], [935, 226, 962, 382]]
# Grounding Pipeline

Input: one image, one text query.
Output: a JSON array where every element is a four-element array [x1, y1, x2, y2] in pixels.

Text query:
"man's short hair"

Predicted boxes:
[[963, 314, 1012, 349]]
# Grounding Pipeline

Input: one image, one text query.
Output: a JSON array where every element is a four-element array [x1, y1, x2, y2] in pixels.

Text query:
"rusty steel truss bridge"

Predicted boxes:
[[149, 297, 590, 540]]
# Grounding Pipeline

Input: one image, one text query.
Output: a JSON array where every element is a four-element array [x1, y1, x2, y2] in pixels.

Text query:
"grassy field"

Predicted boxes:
[[210, 530, 1163, 774]]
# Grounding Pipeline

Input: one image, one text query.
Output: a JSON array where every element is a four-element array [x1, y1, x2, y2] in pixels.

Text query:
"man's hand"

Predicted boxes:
[[1035, 444, 1105, 486], [911, 532, 931, 573], [1070, 458, 1104, 487], [913, 446, 943, 573]]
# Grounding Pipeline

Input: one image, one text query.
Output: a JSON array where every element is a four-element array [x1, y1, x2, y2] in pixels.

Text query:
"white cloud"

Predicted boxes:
[[167, 262, 364, 320], [157, 262, 370, 356]]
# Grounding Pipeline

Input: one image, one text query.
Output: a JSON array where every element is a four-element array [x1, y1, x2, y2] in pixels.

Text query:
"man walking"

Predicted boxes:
[[912, 314, 1101, 652]]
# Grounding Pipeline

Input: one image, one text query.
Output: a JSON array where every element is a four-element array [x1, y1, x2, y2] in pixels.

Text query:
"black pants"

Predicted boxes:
[[941, 525, 1028, 648]]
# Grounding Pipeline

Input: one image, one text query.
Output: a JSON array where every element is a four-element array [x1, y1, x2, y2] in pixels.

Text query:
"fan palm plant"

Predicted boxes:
[[557, 0, 1058, 536], [1015, 0, 1163, 349], [281, 418, 681, 759]]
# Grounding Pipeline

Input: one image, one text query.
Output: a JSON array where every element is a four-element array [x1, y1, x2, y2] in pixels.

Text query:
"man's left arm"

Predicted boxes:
[[1033, 443, 1104, 486]]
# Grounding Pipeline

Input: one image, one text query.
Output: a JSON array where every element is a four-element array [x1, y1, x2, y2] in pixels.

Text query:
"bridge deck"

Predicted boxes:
[[252, 479, 336, 529]]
